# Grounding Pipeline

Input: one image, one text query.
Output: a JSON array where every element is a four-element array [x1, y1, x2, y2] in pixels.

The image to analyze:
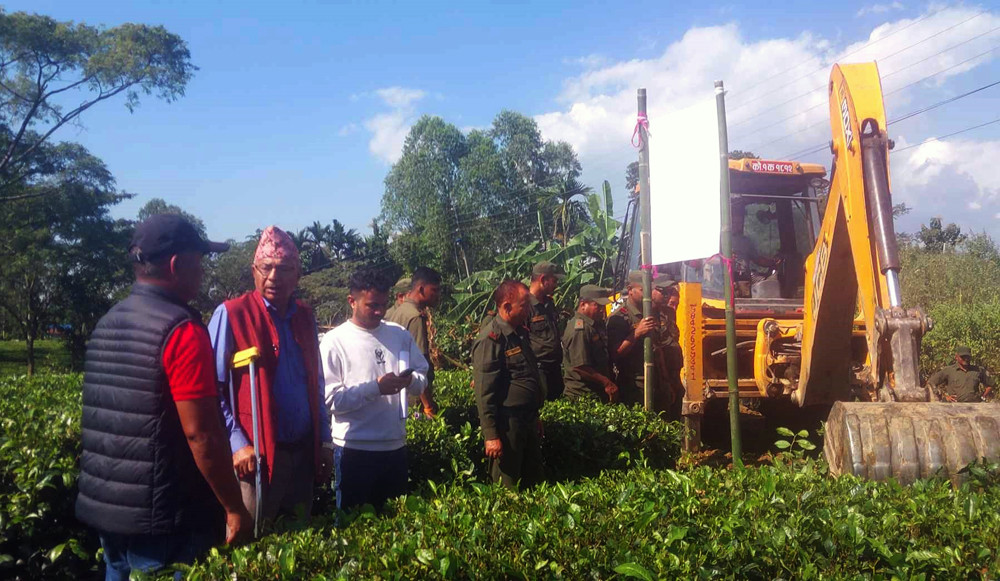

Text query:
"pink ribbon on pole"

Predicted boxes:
[[639, 263, 659, 279], [631, 113, 650, 148]]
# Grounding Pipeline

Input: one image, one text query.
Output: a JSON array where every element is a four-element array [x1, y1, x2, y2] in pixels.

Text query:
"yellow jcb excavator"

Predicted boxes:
[[633, 62, 1000, 483]]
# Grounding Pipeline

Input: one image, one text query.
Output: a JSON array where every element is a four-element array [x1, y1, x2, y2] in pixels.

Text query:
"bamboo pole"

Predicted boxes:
[[637, 89, 655, 412], [715, 80, 743, 467]]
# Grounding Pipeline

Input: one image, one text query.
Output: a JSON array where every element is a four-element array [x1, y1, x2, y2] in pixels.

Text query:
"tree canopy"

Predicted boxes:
[[380, 111, 590, 279], [0, 9, 196, 197]]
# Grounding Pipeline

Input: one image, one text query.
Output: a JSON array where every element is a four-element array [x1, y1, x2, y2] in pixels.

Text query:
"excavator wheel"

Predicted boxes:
[[825, 402, 1000, 485]]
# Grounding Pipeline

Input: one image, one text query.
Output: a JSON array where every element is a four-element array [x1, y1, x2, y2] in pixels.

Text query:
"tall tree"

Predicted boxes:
[[0, 141, 131, 373], [918, 217, 966, 253], [0, 10, 196, 197], [137, 197, 206, 235], [381, 116, 469, 278]]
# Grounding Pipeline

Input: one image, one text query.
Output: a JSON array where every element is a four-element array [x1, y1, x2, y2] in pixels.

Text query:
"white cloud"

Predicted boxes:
[[534, 4, 999, 227], [857, 2, 905, 18], [374, 87, 427, 109], [362, 86, 428, 164]]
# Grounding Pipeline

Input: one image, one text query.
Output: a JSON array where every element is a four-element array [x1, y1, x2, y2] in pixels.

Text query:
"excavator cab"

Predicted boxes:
[[699, 160, 826, 302]]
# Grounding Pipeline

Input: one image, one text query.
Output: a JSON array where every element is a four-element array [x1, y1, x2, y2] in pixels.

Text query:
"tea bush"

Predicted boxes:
[[8, 372, 1000, 580], [179, 461, 1000, 579], [428, 370, 683, 482], [0, 374, 95, 580]]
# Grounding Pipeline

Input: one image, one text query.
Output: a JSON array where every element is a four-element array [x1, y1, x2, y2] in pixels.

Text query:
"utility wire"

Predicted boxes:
[[728, 6, 950, 110], [891, 118, 1000, 153], [776, 61, 1000, 159], [735, 38, 1000, 150], [730, 11, 991, 133]]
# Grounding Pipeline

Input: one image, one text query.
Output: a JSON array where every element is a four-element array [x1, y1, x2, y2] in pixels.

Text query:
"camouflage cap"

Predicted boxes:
[[627, 269, 676, 288], [956, 345, 972, 357], [532, 261, 566, 279], [580, 284, 612, 305], [392, 277, 412, 293]]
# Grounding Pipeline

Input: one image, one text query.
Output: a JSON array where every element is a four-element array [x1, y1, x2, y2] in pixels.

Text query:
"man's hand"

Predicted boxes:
[[633, 317, 658, 340], [604, 381, 619, 403], [377, 372, 412, 395], [983, 387, 993, 400], [225, 507, 254, 545], [421, 394, 439, 418], [485, 438, 503, 459], [233, 446, 256, 478], [318, 447, 334, 482], [944, 393, 957, 403]]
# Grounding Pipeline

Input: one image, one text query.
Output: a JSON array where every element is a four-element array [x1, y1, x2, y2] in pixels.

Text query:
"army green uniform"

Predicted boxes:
[[657, 307, 684, 418], [472, 316, 545, 488], [928, 364, 995, 403], [562, 313, 612, 402], [607, 299, 646, 406], [386, 298, 434, 407], [528, 294, 564, 400]]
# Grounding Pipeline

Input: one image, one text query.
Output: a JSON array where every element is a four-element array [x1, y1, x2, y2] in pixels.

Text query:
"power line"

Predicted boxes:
[[774, 54, 1000, 159], [890, 79, 1000, 124], [891, 118, 1000, 153], [730, 11, 991, 134], [728, 6, 950, 110], [735, 37, 1000, 152]]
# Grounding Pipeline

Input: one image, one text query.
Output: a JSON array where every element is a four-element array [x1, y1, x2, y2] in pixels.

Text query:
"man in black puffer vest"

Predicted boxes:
[[76, 215, 252, 581]]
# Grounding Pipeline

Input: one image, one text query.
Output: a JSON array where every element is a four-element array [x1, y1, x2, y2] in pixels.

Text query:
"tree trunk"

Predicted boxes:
[[25, 332, 35, 376]]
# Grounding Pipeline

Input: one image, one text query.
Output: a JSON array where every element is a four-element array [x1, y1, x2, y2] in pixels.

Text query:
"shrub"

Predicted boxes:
[[922, 300, 1000, 380], [429, 370, 683, 483], [539, 399, 682, 481], [0, 374, 95, 579], [179, 461, 1000, 579]]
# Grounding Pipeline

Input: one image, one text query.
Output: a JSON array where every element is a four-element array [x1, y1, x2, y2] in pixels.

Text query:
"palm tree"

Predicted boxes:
[[326, 219, 363, 261]]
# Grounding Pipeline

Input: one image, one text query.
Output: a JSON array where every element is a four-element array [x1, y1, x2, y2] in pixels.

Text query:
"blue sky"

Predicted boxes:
[[8, 1, 1000, 240]]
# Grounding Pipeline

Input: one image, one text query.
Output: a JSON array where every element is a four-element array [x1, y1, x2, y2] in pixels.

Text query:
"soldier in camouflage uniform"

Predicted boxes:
[[607, 270, 664, 406], [386, 268, 441, 417], [927, 346, 996, 402], [527, 261, 566, 400], [472, 280, 545, 488], [562, 285, 617, 403]]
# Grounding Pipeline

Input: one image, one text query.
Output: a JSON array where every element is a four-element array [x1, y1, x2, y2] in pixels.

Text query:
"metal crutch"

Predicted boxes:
[[232, 346, 262, 538]]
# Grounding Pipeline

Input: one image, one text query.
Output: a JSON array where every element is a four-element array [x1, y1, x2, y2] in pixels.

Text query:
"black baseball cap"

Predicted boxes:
[[130, 214, 229, 263]]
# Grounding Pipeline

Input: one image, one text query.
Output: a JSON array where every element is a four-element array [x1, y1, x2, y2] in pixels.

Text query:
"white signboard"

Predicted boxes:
[[647, 94, 721, 265]]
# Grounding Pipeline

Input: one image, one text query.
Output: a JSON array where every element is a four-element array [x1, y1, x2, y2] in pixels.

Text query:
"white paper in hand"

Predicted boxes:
[[398, 351, 410, 419]]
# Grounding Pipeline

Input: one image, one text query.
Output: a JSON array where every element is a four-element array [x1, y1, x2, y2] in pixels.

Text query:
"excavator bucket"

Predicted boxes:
[[825, 402, 1000, 485]]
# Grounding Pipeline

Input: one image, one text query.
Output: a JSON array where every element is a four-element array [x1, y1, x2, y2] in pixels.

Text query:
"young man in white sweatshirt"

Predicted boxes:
[[320, 269, 428, 511]]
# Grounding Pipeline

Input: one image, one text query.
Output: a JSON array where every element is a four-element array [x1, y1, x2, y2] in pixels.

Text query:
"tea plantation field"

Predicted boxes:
[[2, 371, 999, 580]]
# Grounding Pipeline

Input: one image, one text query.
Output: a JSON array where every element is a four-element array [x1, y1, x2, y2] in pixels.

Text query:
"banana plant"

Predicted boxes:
[[448, 181, 621, 320]]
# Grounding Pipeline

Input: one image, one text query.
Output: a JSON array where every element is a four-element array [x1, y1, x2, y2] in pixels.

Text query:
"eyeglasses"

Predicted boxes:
[[254, 263, 297, 277]]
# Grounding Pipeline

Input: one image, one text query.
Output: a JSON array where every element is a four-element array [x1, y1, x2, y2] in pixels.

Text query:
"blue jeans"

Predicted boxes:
[[99, 528, 217, 581]]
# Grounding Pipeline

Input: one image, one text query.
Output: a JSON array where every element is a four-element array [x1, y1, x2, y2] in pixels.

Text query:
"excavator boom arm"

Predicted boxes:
[[797, 63, 928, 406]]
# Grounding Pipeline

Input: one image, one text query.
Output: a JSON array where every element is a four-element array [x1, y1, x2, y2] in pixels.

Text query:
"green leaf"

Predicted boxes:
[[666, 525, 688, 544], [614, 562, 655, 581], [796, 430, 809, 438], [775, 440, 791, 449], [776, 427, 795, 437], [47, 543, 66, 563], [416, 549, 435, 566], [797, 440, 817, 451]]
